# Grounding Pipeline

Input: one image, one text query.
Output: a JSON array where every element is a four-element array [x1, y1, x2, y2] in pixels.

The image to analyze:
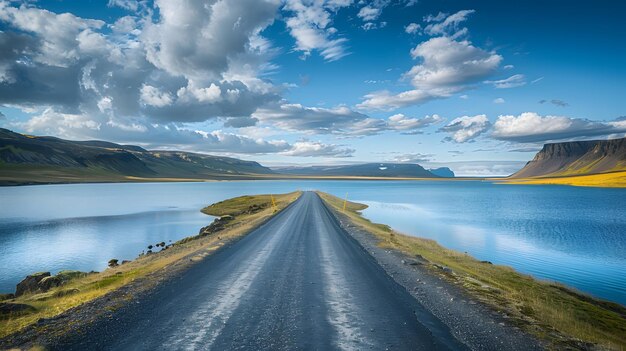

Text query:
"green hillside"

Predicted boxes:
[[0, 128, 273, 185]]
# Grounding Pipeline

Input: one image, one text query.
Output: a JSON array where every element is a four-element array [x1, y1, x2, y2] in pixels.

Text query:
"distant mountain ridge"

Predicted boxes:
[[0, 128, 273, 184], [277, 163, 441, 178], [511, 137, 626, 178], [428, 167, 455, 178]]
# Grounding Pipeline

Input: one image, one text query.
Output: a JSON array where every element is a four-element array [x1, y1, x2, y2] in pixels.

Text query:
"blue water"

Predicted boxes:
[[0, 181, 624, 305]]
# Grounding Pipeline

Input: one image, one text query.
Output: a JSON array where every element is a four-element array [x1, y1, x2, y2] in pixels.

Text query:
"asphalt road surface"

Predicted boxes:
[[55, 192, 469, 350]]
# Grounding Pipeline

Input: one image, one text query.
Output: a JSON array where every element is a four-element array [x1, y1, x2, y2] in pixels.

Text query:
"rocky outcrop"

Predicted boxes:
[[511, 137, 626, 178], [14, 270, 89, 297], [198, 215, 234, 237], [55, 270, 87, 283], [15, 272, 50, 297], [38, 276, 62, 291]]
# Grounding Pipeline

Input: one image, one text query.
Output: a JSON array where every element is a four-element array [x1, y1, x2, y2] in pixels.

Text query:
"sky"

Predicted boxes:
[[0, 0, 625, 176]]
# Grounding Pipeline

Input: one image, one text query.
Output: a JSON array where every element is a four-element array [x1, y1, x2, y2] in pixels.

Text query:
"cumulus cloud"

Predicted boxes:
[[493, 97, 505, 104], [423, 9, 475, 37], [0, 3, 106, 67], [107, 0, 142, 11], [16, 107, 354, 157], [491, 112, 626, 143], [485, 74, 526, 89], [356, 0, 419, 31], [440, 114, 491, 143], [281, 140, 354, 157], [282, 0, 351, 61], [140, 85, 173, 107], [254, 103, 443, 136], [357, 6, 381, 21], [0, 0, 284, 143], [386, 113, 443, 133], [358, 36, 502, 110], [405, 22, 421, 34]]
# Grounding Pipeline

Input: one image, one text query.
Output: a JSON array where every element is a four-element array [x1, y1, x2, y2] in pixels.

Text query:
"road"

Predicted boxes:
[[55, 192, 468, 350]]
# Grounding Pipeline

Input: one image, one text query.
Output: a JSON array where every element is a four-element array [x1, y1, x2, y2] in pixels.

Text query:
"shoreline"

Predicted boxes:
[[1, 191, 624, 350], [0, 175, 485, 187], [2, 171, 624, 188], [317, 192, 626, 350], [0, 192, 301, 347]]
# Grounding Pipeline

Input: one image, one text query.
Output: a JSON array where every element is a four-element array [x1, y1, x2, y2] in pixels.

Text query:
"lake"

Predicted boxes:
[[0, 181, 624, 305]]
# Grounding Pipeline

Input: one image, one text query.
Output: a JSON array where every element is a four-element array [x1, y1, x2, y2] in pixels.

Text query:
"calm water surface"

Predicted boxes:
[[0, 181, 624, 305]]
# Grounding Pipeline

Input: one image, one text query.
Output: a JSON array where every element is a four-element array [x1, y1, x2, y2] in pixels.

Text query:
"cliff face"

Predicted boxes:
[[511, 137, 626, 178]]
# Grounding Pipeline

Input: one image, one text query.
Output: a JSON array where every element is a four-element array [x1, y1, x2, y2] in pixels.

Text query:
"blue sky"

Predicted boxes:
[[0, 0, 625, 175]]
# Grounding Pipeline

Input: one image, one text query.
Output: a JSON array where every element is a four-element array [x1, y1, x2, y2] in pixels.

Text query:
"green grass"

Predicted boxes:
[[202, 194, 278, 216], [318, 191, 626, 350], [0, 191, 301, 339]]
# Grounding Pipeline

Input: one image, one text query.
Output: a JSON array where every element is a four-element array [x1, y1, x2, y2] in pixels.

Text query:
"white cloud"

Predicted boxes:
[[405, 22, 421, 34], [361, 21, 386, 31], [254, 103, 442, 136], [423, 12, 447, 23], [143, 0, 280, 81], [107, 0, 141, 11], [386, 113, 443, 133], [390, 153, 433, 163], [140, 85, 173, 107], [16, 108, 354, 157], [485, 74, 526, 89], [282, 0, 351, 61], [440, 114, 490, 143], [358, 37, 502, 110], [0, 0, 282, 131], [281, 140, 354, 157], [0, 2, 105, 67], [493, 97, 505, 104], [177, 82, 222, 103], [424, 9, 475, 36], [357, 6, 381, 21], [492, 112, 626, 143], [21, 108, 101, 134]]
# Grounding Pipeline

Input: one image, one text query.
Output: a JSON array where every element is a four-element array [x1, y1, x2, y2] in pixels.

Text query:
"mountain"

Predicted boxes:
[[0, 128, 273, 185], [428, 167, 455, 178], [277, 163, 439, 178], [511, 137, 626, 178]]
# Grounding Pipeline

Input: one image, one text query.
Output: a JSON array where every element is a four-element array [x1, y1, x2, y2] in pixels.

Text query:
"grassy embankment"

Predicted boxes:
[[502, 171, 626, 188], [0, 191, 301, 339], [318, 191, 626, 350]]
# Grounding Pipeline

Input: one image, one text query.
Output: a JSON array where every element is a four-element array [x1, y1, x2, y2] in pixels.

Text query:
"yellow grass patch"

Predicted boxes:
[[504, 171, 626, 188]]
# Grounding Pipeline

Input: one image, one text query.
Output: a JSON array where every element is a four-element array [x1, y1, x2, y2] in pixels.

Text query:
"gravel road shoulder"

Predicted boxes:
[[327, 204, 545, 351]]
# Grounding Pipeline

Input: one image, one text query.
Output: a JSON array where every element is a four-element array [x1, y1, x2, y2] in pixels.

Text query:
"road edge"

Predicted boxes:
[[0, 192, 302, 350], [317, 192, 545, 351]]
